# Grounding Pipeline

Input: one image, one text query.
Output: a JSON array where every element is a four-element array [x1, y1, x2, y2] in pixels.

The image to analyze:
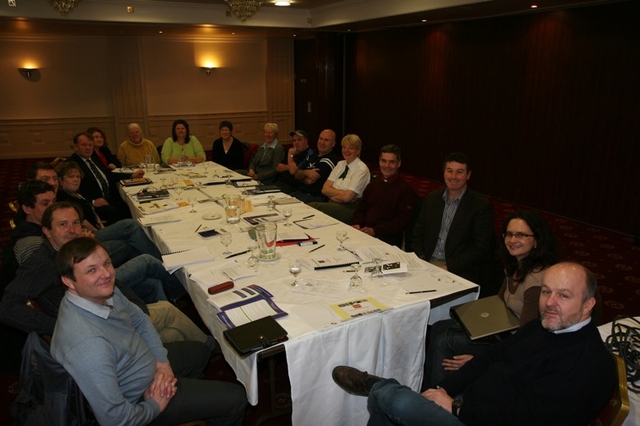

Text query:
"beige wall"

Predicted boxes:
[[0, 34, 293, 159]]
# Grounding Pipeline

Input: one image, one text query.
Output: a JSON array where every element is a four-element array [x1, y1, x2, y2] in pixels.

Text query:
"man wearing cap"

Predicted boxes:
[[275, 130, 314, 194], [292, 129, 339, 203]]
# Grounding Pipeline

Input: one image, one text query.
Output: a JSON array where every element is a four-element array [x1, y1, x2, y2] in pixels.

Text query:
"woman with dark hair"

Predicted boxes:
[[161, 119, 206, 165], [87, 126, 121, 170], [211, 120, 244, 170], [422, 210, 561, 389]]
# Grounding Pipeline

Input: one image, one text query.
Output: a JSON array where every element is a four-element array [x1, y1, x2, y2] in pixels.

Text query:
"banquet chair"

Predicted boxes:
[[589, 353, 630, 426], [9, 200, 19, 213]]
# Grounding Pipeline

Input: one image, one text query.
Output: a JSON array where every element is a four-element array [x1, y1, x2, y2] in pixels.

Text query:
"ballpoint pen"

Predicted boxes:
[[195, 224, 202, 233], [309, 244, 325, 253], [406, 290, 437, 294], [302, 214, 315, 220], [225, 249, 251, 259]]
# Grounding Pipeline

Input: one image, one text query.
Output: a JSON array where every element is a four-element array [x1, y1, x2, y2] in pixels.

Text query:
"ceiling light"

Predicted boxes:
[[224, 0, 263, 22], [49, 0, 80, 14], [275, 1, 291, 5]]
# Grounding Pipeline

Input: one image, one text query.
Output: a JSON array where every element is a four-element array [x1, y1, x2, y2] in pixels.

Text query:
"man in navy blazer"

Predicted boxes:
[[70, 132, 143, 224], [412, 153, 494, 286]]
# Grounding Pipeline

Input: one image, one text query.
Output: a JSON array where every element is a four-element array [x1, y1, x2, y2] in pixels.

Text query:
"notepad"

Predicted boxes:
[[162, 247, 212, 273], [137, 214, 181, 227]]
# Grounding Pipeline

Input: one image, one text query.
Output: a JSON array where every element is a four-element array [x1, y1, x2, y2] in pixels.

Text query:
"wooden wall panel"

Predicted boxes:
[[342, 1, 640, 235]]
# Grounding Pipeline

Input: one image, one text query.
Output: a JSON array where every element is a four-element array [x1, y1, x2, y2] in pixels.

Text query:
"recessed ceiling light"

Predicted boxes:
[[275, 1, 291, 6], [531, 4, 538, 8], [421, 19, 427, 23]]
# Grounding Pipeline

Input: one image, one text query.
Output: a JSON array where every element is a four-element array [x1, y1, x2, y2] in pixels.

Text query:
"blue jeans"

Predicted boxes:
[[96, 219, 162, 259], [368, 379, 464, 426], [115, 254, 185, 304]]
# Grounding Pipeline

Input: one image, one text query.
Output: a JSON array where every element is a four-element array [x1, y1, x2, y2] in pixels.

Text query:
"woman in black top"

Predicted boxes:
[[211, 120, 245, 170]]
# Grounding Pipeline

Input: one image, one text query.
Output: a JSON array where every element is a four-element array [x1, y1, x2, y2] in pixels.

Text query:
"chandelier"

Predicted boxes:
[[49, 0, 80, 14], [224, 0, 263, 22]]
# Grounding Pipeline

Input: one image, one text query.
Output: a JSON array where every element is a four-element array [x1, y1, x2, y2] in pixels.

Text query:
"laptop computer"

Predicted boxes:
[[450, 295, 520, 341]]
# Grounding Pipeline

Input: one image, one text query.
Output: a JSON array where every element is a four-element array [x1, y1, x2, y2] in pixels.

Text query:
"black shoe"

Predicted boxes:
[[332, 366, 383, 397]]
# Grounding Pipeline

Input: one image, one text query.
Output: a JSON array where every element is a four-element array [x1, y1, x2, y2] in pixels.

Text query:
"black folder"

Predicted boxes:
[[223, 316, 288, 356]]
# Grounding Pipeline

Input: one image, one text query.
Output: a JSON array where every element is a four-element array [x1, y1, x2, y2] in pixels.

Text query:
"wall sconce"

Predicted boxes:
[[200, 67, 214, 76], [18, 68, 40, 81]]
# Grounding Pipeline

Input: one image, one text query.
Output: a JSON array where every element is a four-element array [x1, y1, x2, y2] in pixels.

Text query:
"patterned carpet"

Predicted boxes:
[[0, 158, 638, 424]]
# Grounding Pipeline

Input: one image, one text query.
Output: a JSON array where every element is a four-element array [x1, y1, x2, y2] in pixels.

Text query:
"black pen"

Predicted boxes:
[[406, 290, 437, 294], [195, 224, 202, 233], [309, 244, 325, 253], [302, 214, 315, 220], [225, 249, 250, 259]]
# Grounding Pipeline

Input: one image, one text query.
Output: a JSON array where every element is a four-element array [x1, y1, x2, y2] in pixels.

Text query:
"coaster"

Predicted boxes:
[[202, 213, 221, 220]]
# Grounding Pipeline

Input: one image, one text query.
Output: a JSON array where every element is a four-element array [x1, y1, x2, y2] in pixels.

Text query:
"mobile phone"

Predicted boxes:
[[198, 229, 220, 238]]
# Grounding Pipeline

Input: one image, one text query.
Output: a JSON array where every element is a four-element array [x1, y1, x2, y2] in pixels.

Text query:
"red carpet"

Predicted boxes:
[[1, 158, 638, 425]]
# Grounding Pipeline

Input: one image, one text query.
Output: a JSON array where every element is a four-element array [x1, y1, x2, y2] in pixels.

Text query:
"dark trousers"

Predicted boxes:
[[151, 341, 247, 426]]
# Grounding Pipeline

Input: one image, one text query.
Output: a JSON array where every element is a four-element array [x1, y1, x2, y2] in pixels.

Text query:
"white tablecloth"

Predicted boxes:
[[119, 162, 479, 425]]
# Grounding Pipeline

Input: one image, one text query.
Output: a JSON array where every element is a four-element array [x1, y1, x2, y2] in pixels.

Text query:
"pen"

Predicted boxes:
[[298, 241, 318, 247], [406, 290, 437, 294], [302, 214, 315, 220], [225, 249, 250, 259], [309, 244, 325, 253], [195, 224, 202, 233]]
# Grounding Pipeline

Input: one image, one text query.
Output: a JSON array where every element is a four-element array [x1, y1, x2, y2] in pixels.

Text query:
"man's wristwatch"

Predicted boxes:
[[451, 399, 462, 417]]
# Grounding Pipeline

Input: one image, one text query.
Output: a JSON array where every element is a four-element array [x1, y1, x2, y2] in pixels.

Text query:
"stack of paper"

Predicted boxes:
[[162, 247, 212, 273], [137, 214, 181, 227]]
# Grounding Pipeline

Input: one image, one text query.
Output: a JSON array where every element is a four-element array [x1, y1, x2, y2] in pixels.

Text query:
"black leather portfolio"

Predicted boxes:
[[223, 316, 288, 356]]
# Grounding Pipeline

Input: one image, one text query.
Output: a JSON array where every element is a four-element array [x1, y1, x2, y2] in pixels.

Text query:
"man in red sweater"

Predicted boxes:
[[351, 144, 416, 247]]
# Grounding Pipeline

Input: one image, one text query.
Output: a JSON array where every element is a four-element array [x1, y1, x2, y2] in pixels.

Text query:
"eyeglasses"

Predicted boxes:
[[503, 232, 535, 240]]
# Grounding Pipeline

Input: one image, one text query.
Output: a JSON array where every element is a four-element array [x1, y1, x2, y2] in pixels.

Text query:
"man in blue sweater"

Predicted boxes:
[[51, 237, 247, 425], [332, 262, 616, 425]]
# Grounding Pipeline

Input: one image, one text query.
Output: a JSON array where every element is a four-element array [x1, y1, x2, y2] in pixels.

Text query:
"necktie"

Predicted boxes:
[[339, 166, 349, 180], [86, 158, 110, 198]]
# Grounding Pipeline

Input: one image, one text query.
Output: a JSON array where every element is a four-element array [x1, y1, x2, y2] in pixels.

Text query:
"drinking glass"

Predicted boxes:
[[160, 177, 167, 188], [220, 233, 233, 255], [283, 207, 293, 227], [175, 186, 183, 200], [203, 162, 210, 175], [289, 260, 301, 287], [188, 196, 197, 213], [349, 263, 364, 291], [370, 257, 385, 285], [336, 230, 348, 251], [246, 246, 259, 270], [267, 196, 276, 210]]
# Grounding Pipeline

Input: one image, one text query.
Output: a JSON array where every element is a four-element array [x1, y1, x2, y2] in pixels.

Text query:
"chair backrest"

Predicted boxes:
[[589, 353, 630, 426], [12, 332, 97, 426]]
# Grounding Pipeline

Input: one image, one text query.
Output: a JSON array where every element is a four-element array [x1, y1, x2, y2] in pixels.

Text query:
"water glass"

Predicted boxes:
[[289, 260, 301, 287], [283, 207, 293, 227], [220, 233, 232, 255], [336, 230, 348, 251]]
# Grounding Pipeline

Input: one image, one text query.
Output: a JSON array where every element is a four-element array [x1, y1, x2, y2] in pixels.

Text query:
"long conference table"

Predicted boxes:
[[118, 162, 479, 426]]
